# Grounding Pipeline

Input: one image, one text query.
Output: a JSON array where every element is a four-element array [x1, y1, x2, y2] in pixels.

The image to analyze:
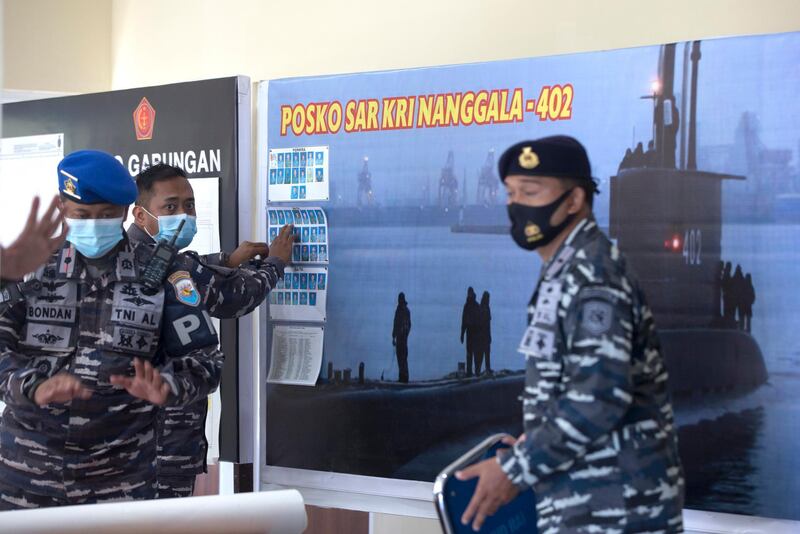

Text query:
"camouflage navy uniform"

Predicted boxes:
[[0, 237, 222, 509], [499, 216, 685, 533], [127, 224, 284, 498]]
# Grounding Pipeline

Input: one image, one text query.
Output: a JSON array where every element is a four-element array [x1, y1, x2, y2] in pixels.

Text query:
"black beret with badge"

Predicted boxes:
[[497, 135, 598, 193]]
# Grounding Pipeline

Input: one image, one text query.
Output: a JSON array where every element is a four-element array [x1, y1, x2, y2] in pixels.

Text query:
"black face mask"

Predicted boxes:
[[507, 189, 575, 251]]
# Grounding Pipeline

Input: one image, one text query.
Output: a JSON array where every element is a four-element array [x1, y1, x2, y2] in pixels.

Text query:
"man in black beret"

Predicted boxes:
[[457, 136, 684, 532]]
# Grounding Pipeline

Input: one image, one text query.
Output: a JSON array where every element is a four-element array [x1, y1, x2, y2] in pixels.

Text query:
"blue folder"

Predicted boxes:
[[433, 434, 538, 534]]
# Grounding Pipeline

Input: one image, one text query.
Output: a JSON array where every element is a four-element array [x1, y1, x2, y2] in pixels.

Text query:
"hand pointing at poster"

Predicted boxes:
[[269, 224, 296, 264]]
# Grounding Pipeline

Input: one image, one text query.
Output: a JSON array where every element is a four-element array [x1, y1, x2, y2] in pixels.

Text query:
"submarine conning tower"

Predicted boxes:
[[609, 41, 744, 329]]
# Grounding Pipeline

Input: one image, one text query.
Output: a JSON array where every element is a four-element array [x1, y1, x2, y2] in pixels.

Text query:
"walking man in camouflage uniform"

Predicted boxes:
[[458, 136, 684, 533], [129, 163, 294, 498], [0, 150, 222, 509]]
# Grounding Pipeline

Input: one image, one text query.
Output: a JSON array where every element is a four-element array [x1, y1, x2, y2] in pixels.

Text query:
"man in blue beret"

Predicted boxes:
[[128, 163, 295, 498], [457, 136, 684, 532], [0, 150, 223, 508]]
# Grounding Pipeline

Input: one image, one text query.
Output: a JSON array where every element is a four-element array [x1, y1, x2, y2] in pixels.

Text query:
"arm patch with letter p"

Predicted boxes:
[[165, 309, 218, 354]]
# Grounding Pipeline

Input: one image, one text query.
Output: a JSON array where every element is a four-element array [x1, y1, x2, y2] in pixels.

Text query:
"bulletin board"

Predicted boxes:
[[256, 32, 800, 529]]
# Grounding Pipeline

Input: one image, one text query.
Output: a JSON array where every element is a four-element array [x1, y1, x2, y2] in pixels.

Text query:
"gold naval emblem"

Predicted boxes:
[[518, 147, 540, 170], [524, 223, 543, 242], [60, 170, 81, 199]]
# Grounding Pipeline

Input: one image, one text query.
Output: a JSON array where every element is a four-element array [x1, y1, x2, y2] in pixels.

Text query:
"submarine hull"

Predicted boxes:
[[266, 327, 766, 479]]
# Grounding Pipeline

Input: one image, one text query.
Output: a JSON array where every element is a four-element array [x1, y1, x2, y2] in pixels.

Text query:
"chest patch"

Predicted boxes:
[[532, 280, 561, 326], [112, 325, 155, 353], [536, 281, 561, 312], [112, 282, 163, 330], [23, 323, 72, 350], [519, 325, 556, 359]]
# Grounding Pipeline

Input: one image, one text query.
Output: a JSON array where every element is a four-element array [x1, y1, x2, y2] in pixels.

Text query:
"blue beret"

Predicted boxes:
[[498, 136, 597, 192], [58, 150, 137, 205]]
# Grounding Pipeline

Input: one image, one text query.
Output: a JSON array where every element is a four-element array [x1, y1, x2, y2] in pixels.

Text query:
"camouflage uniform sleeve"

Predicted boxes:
[[0, 300, 42, 408], [186, 252, 285, 319], [199, 252, 229, 268], [500, 284, 634, 489], [159, 344, 223, 407]]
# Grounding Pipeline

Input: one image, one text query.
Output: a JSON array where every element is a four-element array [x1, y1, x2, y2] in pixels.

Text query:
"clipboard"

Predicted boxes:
[[433, 434, 538, 534]]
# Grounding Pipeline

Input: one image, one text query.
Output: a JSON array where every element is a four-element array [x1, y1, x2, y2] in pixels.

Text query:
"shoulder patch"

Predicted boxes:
[[580, 300, 614, 336], [168, 271, 201, 307]]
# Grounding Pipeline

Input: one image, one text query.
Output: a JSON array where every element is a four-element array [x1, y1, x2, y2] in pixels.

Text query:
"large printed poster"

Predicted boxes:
[[263, 33, 800, 520]]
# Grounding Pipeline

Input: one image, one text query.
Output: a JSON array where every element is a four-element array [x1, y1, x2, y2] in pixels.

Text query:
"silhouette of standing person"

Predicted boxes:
[[721, 262, 734, 327], [644, 140, 657, 168], [619, 148, 633, 171], [713, 260, 724, 320], [461, 287, 481, 377], [631, 142, 645, 168], [478, 291, 492, 375], [743, 273, 755, 333], [732, 264, 746, 330], [392, 292, 411, 383]]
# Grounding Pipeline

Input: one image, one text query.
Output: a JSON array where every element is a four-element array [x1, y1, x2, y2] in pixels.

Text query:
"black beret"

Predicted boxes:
[[498, 136, 597, 191]]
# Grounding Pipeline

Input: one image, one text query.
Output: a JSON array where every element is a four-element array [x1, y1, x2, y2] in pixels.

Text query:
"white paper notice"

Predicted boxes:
[[267, 146, 329, 202], [0, 134, 64, 246], [187, 177, 221, 256], [268, 206, 329, 265], [269, 265, 328, 322], [267, 325, 324, 386]]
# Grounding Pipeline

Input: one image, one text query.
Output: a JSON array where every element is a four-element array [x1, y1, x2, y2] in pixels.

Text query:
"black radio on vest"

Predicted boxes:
[[141, 219, 185, 295]]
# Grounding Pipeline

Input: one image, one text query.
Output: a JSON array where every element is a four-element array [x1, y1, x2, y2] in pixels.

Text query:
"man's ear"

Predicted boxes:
[[568, 187, 586, 214], [131, 205, 145, 225]]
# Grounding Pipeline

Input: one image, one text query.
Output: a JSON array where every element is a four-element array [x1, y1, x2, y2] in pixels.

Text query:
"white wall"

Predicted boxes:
[[108, 0, 800, 91], [3, 0, 111, 93]]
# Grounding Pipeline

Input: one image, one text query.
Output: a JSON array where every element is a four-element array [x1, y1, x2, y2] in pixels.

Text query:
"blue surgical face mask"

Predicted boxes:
[[65, 217, 124, 259], [143, 210, 197, 249]]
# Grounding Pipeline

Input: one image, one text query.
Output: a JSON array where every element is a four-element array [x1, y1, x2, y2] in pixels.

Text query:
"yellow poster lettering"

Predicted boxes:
[[329, 101, 343, 133], [474, 91, 488, 124], [417, 95, 434, 127], [445, 93, 461, 126], [509, 88, 523, 122], [460, 92, 475, 125], [344, 100, 357, 132], [280, 105, 292, 136], [366, 100, 380, 131], [382, 98, 396, 129]]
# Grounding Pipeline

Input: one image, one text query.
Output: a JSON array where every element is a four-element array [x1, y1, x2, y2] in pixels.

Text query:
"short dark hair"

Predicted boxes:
[[561, 177, 597, 209], [135, 163, 188, 207]]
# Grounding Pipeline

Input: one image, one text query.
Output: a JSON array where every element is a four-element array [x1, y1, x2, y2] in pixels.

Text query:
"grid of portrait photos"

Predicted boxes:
[[267, 146, 329, 202], [268, 206, 329, 265], [268, 266, 328, 322]]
